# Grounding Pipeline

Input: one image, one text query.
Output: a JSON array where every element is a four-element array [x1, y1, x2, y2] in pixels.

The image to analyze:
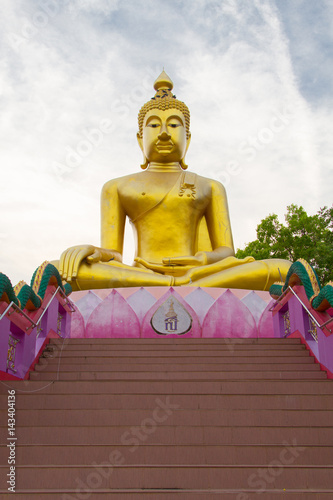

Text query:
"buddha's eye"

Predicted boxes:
[[169, 123, 179, 128], [148, 123, 159, 128]]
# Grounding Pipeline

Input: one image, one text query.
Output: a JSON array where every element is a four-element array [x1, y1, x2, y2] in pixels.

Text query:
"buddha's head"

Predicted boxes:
[[137, 71, 191, 169]]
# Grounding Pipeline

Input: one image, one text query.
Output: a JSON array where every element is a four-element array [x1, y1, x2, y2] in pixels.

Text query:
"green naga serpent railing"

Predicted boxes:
[[269, 259, 333, 378], [0, 261, 72, 313], [0, 262, 74, 379], [270, 285, 333, 336], [269, 258, 333, 313]]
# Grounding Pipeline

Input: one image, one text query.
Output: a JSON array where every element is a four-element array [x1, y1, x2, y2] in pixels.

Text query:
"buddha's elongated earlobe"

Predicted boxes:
[[137, 132, 148, 169], [141, 156, 149, 170], [180, 158, 188, 170], [180, 133, 190, 169]]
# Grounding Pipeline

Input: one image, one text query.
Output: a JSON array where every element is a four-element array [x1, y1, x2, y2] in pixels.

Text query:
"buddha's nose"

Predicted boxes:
[[158, 124, 171, 140]]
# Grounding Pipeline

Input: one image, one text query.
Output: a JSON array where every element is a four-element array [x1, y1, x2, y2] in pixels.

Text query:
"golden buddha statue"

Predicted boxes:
[[55, 71, 291, 291]]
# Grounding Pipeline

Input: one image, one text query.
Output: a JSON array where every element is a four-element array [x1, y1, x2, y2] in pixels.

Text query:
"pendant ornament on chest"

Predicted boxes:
[[178, 172, 197, 199]]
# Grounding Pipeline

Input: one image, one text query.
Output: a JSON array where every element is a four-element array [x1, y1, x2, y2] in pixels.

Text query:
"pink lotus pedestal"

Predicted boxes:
[[70, 286, 274, 339]]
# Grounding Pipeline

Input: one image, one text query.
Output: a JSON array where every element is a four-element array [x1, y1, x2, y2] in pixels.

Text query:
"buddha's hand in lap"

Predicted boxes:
[[174, 255, 256, 285], [163, 252, 208, 267], [135, 252, 207, 274], [59, 245, 121, 282]]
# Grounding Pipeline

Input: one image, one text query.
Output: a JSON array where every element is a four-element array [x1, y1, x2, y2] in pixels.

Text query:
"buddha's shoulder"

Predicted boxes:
[[196, 173, 226, 192], [101, 171, 226, 194], [102, 172, 142, 193]]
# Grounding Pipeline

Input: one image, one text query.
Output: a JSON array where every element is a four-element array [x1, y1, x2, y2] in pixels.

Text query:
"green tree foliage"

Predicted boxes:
[[236, 204, 333, 284]]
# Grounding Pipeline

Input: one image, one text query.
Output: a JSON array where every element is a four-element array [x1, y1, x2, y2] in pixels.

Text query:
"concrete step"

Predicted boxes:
[[34, 361, 321, 372], [7, 425, 333, 446], [3, 443, 332, 466], [1, 491, 333, 499], [2, 393, 333, 410], [1, 465, 333, 490], [49, 337, 303, 345], [2, 337, 331, 497], [42, 349, 310, 358], [29, 370, 327, 381], [9, 408, 333, 427], [45, 343, 306, 351], [4, 379, 333, 395], [35, 352, 314, 369]]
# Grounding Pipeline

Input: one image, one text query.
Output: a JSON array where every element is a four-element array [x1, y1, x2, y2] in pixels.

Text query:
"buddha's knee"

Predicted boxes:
[[261, 259, 292, 280]]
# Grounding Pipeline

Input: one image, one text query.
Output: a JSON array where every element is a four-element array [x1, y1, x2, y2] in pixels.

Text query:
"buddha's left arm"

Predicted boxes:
[[198, 179, 235, 264]]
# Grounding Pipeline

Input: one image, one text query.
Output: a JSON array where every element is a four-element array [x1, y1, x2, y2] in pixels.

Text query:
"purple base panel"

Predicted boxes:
[[0, 288, 73, 380], [272, 285, 333, 377]]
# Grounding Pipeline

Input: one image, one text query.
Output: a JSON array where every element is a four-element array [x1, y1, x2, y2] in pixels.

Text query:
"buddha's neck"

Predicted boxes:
[[147, 162, 182, 173]]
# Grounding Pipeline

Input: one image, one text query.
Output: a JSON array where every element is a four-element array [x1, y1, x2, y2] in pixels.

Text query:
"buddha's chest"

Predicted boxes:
[[118, 174, 209, 222]]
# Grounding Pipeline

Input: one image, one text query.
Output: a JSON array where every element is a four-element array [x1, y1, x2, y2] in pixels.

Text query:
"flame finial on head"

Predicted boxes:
[[153, 70, 174, 92]]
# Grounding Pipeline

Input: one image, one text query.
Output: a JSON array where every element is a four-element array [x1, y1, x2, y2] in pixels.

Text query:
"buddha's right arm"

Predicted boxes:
[[100, 179, 126, 252], [59, 180, 126, 282]]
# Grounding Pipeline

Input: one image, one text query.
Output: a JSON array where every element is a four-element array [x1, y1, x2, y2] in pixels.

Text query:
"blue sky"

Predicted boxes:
[[276, 0, 333, 104], [1, 0, 332, 284]]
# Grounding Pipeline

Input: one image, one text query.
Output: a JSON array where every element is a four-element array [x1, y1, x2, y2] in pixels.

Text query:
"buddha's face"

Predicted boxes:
[[138, 108, 190, 164]]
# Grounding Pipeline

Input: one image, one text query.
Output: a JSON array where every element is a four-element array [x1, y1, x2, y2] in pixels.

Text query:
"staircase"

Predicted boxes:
[[1, 337, 333, 498]]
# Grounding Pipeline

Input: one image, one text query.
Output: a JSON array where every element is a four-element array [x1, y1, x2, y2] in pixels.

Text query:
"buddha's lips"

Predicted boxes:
[[156, 141, 173, 151]]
